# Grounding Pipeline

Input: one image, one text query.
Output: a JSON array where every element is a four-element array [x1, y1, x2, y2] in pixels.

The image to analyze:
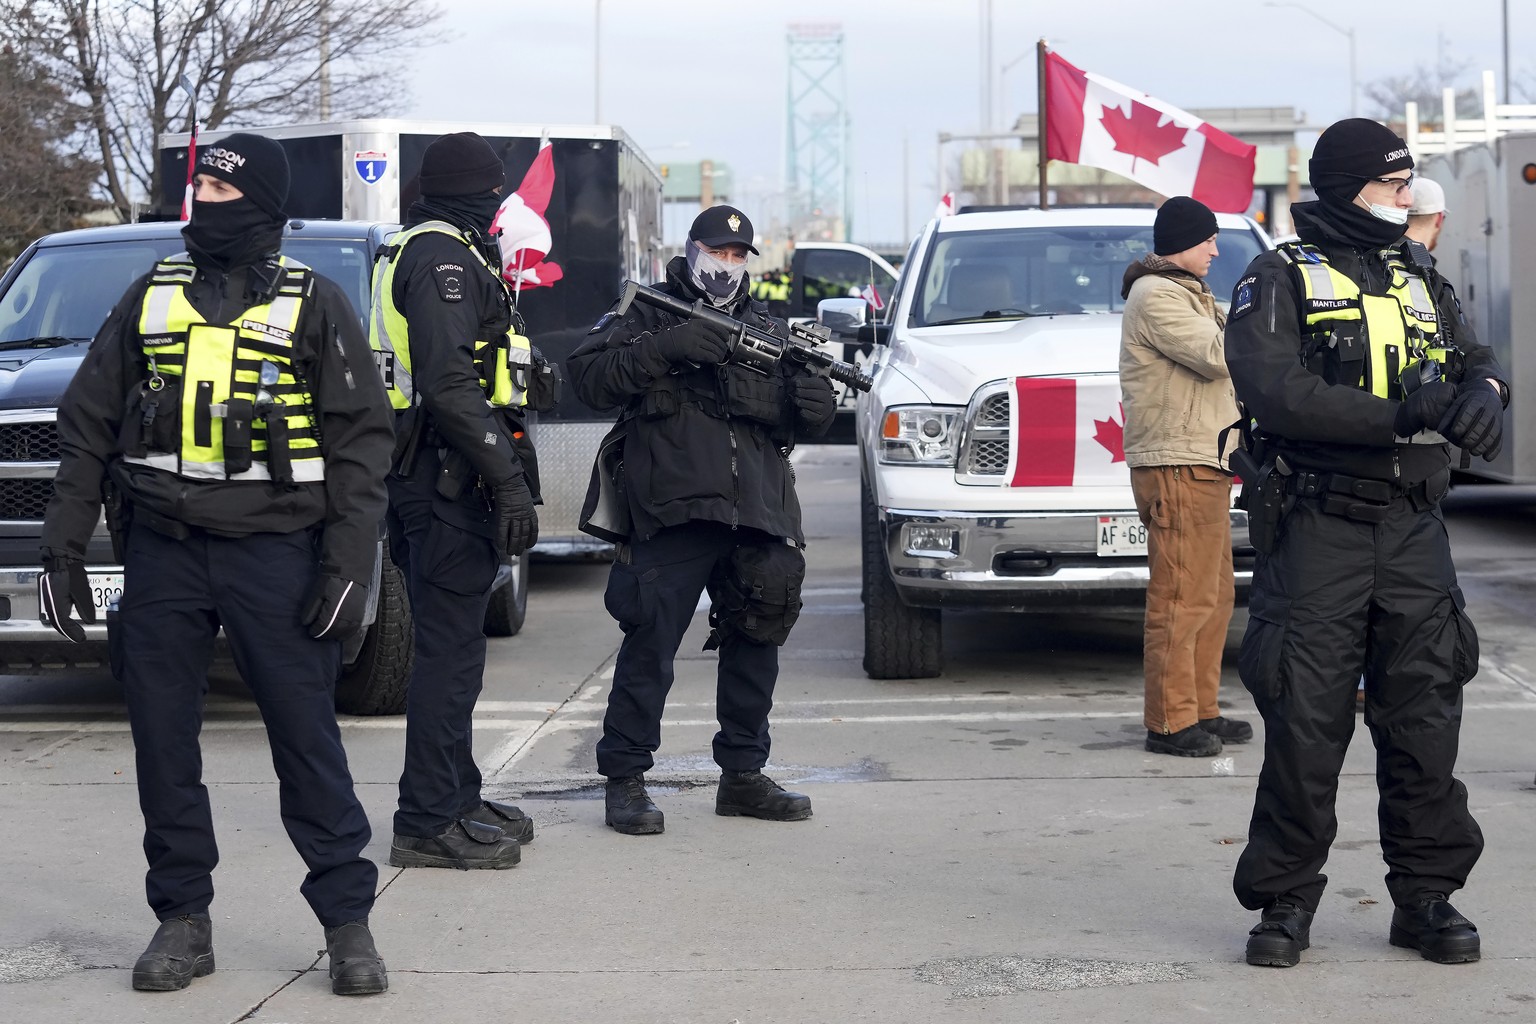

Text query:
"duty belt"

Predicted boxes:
[[1285, 469, 1442, 523]]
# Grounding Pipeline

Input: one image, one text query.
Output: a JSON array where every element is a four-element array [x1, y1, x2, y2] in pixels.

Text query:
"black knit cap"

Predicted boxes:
[[419, 132, 506, 197], [1153, 196, 1219, 256], [1309, 117, 1414, 197], [690, 204, 759, 254], [196, 132, 289, 218]]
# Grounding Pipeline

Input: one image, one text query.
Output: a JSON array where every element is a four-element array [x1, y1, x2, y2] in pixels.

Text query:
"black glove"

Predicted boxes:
[[1438, 381, 1504, 460], [301, 575, 369, 641], [40, 554, 95, 643], [493, 474, 539, 558], [651, 319, 732, 367], [790, 373, 836, 429], [1393, 380, 1458, 438]]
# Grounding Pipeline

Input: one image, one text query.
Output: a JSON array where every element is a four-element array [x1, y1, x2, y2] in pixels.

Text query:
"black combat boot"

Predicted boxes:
[[716, 770, 813, 821], [1389, 894, 1480, 964], [605, 774, 665, 835], [463, 799, 536, 844], [324, 918, 388, 995], [131, 913, 215, 991], [1145, 724, 1222, 757], [1245, 898, 1313, 967], [389, 818, 521, 869], [1198, 716, 1254, 743]]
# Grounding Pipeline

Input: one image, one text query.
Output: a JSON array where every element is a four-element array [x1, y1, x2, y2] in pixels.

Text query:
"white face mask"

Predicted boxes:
[[686, 240, 748, 307], [1367, 202, 1409, 225]]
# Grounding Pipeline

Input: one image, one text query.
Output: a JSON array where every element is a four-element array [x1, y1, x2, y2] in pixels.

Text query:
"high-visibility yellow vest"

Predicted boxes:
[[369, 221, 531, 412], [125, 256, 324, 483], [1280, 241, 1454, 443]]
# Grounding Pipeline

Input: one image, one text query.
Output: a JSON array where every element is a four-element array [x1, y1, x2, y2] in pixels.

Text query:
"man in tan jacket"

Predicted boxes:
[[1120, 196, 1252, 757]]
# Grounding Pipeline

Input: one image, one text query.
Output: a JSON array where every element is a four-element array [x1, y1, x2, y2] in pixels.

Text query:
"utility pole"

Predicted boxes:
[[318, 0, 331, 120], [594, 0, 602, 122]]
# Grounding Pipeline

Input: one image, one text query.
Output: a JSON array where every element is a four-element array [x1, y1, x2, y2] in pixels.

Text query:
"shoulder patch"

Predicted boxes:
[[589, 311, 618, 334], [432, 261, 467, 303], [1230, 275, 1260, 321]]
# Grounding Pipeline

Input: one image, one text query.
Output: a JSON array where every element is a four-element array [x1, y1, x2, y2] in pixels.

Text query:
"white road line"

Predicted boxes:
[[8, 698, 1534, 736]]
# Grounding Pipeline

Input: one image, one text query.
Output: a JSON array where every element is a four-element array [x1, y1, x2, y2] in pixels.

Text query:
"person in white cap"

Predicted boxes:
[[1406, 176, 1447, 253]]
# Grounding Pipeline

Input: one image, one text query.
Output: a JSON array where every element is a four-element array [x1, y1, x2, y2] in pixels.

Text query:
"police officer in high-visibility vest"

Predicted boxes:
[[39, 133, 392, 995], [1225, 118, 1508, 970], [370, 132, 538, 870]]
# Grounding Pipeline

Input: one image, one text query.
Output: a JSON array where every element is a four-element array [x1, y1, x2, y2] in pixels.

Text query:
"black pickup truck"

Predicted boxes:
[[0, 219, 530, 713]]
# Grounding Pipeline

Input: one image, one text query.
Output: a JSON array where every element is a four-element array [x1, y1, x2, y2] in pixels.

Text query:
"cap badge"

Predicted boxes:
[[727, 214, 741, 232]]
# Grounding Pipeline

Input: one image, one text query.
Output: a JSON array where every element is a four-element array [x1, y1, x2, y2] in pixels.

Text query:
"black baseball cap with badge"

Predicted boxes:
[[689, 205, 759, 254]]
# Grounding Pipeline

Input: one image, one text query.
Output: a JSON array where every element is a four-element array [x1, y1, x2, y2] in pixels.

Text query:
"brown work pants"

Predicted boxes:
[[1131, 464, 1235, 734]]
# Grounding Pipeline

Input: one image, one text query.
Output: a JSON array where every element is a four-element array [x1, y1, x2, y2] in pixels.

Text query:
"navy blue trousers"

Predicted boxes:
[[597, 521, 780, 779], [118, 521, 377, 927], [387, 460, 499, 837]]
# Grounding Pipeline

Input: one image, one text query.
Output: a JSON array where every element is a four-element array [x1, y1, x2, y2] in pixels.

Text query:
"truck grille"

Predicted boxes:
[[0, 421, 61, 461], [957, 382, 1012, 482], [0, 479, 55, 519]]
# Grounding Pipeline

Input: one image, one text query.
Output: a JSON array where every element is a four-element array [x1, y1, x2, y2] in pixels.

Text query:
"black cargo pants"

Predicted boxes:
[[386, 452, 500, 838], [597, 521, 785, 779], [1233, 494, 1483, 913], [118, 521, 377, 927]]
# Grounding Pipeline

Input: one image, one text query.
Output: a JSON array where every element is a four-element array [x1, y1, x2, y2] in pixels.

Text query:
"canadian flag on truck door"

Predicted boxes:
[[1004, 376, 1127, 487]]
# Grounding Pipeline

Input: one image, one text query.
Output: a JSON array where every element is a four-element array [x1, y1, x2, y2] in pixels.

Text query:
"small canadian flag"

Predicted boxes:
[[1044, 50, 1256, 213], [1003, 376, 1126, 487]]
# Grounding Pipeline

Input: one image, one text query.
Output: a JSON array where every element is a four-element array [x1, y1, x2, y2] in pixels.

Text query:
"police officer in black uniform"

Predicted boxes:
[[371, 132, 539, 869], [568, 205, 836, 835], [40, 133, 391, 995], [1225, 119, 1507, 969]]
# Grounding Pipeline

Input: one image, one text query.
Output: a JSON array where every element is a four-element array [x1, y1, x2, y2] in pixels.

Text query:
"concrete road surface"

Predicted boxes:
[[2, 446, 1534, 1023]]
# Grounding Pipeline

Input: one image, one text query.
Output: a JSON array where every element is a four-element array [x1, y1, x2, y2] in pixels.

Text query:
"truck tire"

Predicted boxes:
[[334, 544, 413, 716], [861, 474, 942, 678], [482, 553, 529, 637]]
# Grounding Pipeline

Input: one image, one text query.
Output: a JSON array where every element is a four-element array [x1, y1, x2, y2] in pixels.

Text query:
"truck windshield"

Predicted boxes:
[[0, 235, 375, 346], [911, 225, 1265, 327], [0, 239, 184, 346]]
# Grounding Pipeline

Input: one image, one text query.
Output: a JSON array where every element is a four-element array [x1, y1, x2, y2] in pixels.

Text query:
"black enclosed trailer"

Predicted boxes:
[[159, 119, 665, 554]]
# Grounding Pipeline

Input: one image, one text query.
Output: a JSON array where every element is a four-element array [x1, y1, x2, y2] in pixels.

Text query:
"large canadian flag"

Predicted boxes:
[[1044, 50, 1255, 213], [1004, 376, 1127, 487], [492, 140, 563, 290]]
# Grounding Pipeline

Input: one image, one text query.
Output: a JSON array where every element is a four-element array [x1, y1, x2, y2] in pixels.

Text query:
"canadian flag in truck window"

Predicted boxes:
[[1003, 376, 1127, 487]]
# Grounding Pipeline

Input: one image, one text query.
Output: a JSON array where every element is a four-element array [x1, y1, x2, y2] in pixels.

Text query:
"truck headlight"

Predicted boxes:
[[877, 405, 963, 465]]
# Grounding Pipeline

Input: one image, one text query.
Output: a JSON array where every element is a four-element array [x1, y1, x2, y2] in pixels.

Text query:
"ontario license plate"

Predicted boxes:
[[38, 572, 123, 621], [1096, 516, 1147, 556]]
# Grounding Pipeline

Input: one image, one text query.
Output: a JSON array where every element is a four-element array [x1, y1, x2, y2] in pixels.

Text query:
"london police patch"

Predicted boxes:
[[432, 262, 466, 302], [1231, 275, 1259, 321]]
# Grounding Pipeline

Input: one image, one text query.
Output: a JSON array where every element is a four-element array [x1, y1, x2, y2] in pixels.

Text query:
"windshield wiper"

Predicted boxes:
[[0, 336, 87, 351], [922, 310, 1041, 327]]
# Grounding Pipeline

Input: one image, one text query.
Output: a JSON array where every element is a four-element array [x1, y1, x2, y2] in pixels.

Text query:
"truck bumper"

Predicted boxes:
[[0, 567, 114, 641], [882, 507, 1254, 609]]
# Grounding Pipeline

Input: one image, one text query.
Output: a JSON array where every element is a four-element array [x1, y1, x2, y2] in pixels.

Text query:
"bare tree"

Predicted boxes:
[[0, 41, 99, 262], [5, 0, 442, 218], [1364, 41, 1480, 126]]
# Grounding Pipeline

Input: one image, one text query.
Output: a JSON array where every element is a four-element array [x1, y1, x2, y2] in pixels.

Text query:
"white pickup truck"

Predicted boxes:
[[845, 206, 1268, 678]]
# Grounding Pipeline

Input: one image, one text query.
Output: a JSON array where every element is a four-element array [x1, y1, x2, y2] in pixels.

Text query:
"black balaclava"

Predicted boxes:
[[1308, 117, 1415, 249], [412, 131, 507, 237], [182, 131, 290, 270]]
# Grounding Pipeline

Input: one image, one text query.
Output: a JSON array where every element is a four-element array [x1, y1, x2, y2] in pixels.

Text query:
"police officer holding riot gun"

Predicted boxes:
[[567, 205, 840, 835], [1225, 118, 1508, 970]]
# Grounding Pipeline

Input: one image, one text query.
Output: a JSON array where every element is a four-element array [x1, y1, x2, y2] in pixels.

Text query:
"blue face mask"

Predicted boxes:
[[685, 240, 747, 306]]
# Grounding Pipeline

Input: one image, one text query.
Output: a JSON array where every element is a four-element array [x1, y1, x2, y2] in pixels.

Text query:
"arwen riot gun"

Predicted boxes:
[[616, 280, 874, 393]]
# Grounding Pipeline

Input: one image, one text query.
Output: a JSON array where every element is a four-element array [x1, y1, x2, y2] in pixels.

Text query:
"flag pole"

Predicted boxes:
[[1036, 38, 1049, 211]]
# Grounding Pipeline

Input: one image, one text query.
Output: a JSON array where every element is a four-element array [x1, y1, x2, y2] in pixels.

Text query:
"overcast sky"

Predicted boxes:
[[402, 0, 1524, 245]]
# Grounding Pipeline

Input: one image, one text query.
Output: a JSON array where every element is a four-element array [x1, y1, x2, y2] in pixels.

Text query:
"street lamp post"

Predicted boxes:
[[1265, 1, 1357, 118]]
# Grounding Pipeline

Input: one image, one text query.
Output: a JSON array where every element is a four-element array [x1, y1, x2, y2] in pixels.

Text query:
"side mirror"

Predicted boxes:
[[856, 323, 892, 347], [816, 297, 867, 336]]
